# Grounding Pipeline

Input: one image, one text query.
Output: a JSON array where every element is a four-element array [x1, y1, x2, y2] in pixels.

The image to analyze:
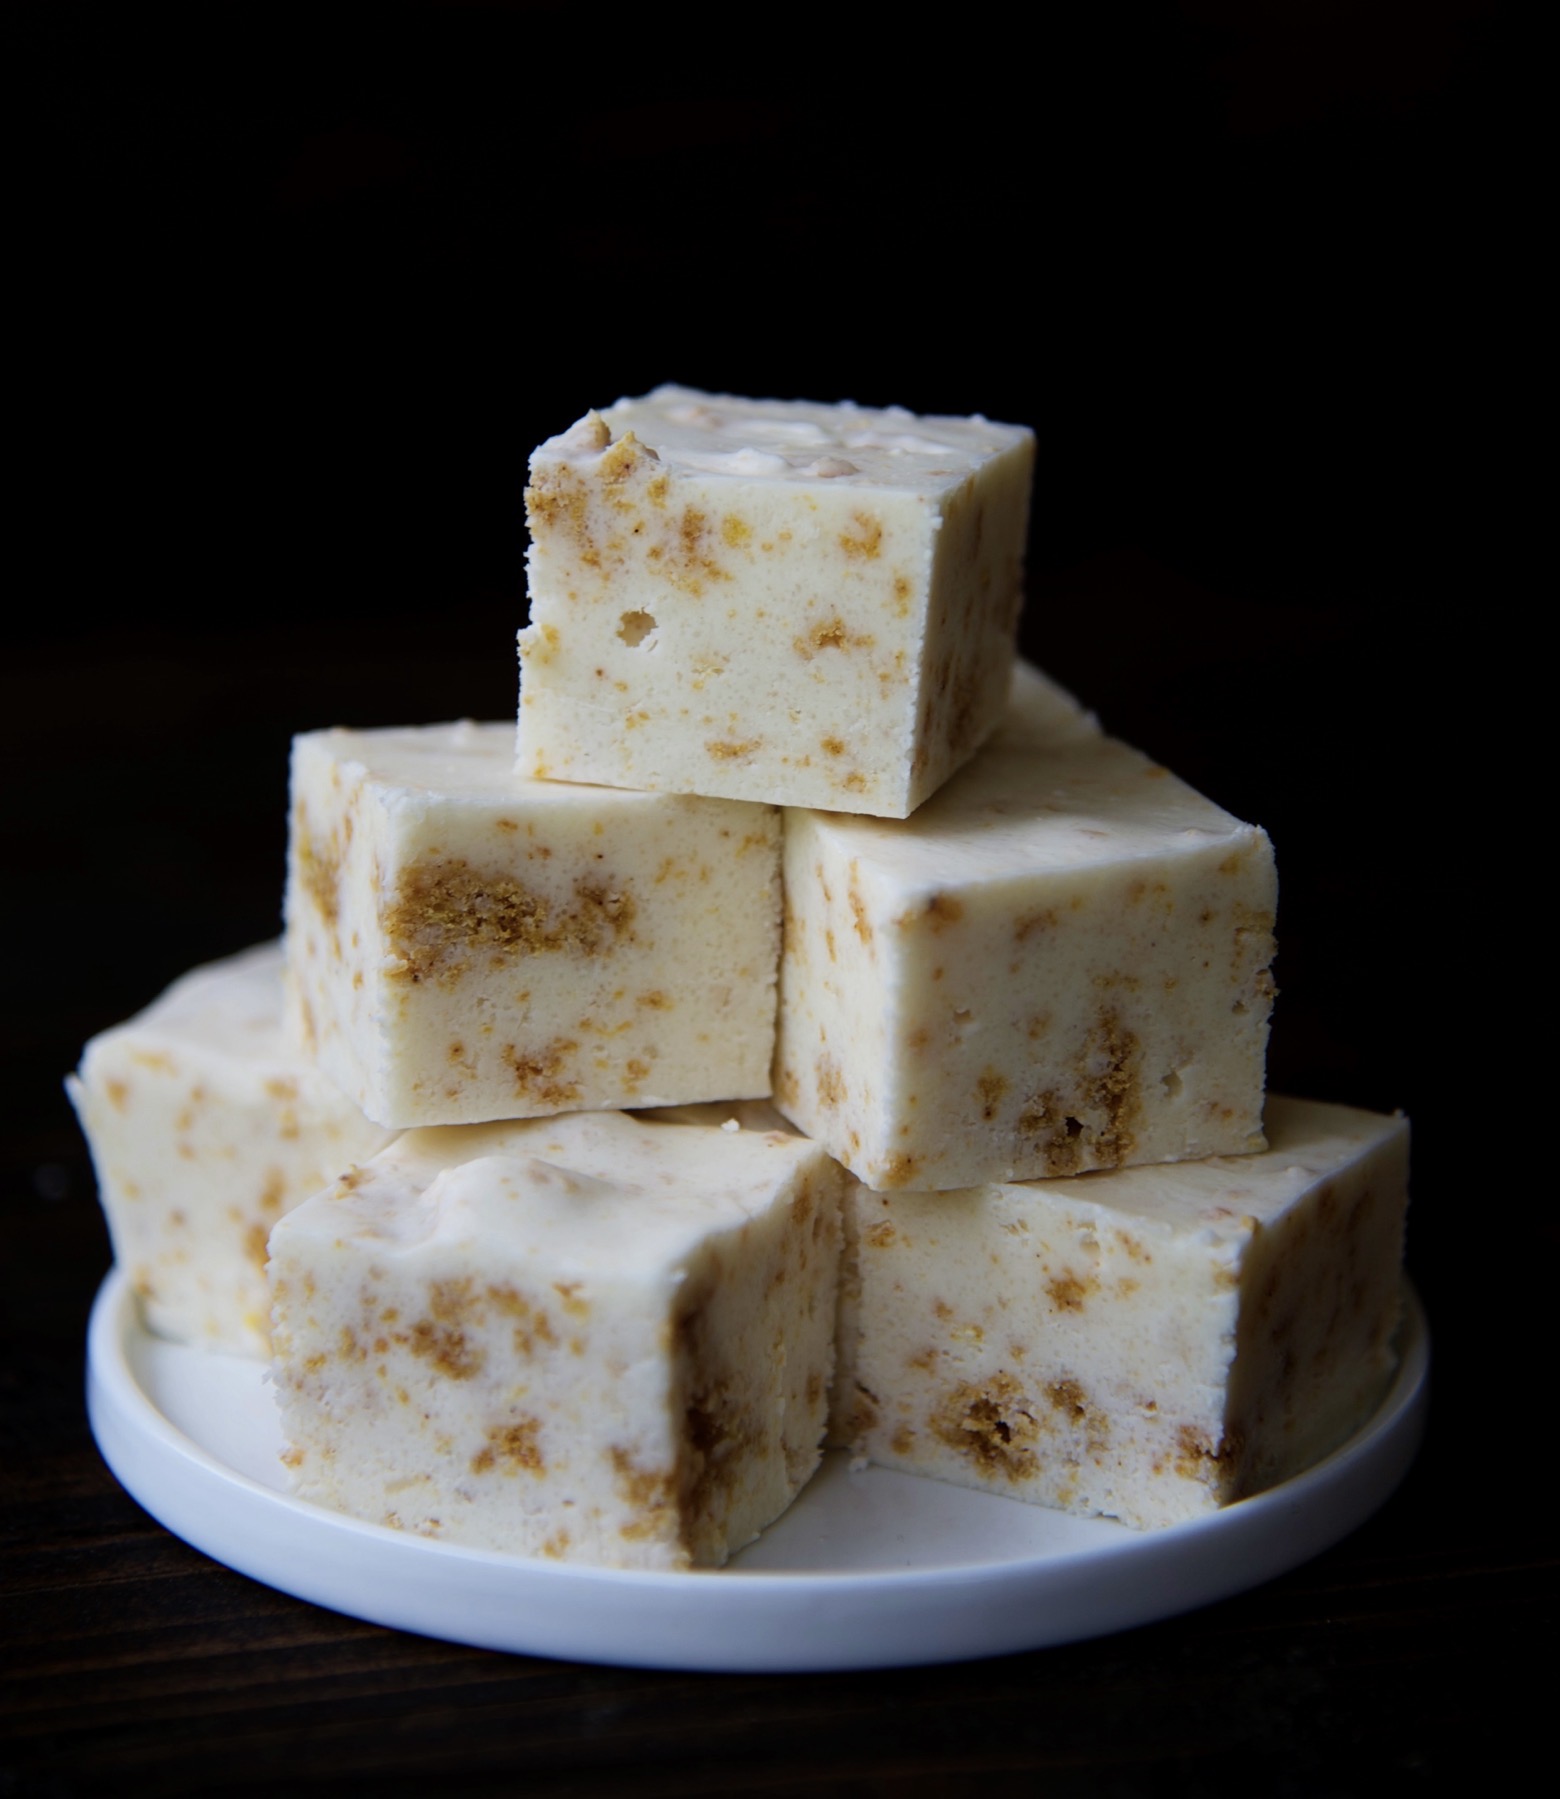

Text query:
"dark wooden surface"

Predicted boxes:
[[6, 6, 1543, 1793]]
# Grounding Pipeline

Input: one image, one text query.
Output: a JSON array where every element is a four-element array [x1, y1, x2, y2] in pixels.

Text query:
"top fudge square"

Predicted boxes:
[[518, 386, 1036, 818]]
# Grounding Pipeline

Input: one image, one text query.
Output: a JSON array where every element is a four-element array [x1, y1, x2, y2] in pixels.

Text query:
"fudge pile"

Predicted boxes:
[[70, 386, 1409, 1568]]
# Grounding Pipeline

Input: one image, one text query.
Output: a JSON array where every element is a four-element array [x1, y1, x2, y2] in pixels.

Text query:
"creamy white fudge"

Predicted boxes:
[[268, 1109, 845, 1568], [518, 386, 1035, 817], [284, 721, 781, 1129], [67, 943, 394, 1356], [837, 1097, 1408, 1528], [774, 732, 1276, 1190], [994, 657, 1102, 751]]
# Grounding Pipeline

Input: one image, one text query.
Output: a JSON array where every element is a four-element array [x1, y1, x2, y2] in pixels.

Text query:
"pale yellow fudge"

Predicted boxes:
[[284, 721, 781, 1129], [518, 386, 1035, 818], [67, 942, 394, 1356], [836, 1097, 1408, 1528], [268, 1109, 845, 1568], [774, 732, 1276, 1190], [994, 657, 1102, 750]]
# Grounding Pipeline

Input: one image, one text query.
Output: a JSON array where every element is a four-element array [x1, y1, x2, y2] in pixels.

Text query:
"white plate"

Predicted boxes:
[[86, 1268, 1428, 1672]]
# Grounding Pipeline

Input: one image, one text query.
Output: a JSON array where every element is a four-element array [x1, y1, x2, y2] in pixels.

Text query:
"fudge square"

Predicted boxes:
[[268, 1108, 845, 1568], [67, 942, 394, 1357], [518, 385, 1036, 818], [774, 732, 1277, 1190], [834, 1097, 1409, 1529], [284, 721, 781, 1129]]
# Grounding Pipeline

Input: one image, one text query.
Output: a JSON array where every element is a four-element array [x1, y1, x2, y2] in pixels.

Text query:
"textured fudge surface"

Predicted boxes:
[[284, 721, 781, 1128], [67, 942, 394, 1356], [268, 1109, 844, 1568], [836, 1096, 1408, 1528], [518, 386, 1035, 817], [775, 731, 1276, 1190]]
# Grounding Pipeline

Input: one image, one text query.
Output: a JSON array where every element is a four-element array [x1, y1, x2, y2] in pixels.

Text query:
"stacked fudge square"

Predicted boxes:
[[71, 385, 1409, 1567]]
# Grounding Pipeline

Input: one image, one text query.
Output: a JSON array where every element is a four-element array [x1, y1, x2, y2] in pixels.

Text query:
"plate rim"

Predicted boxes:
[[86, 1267, 1429, 1670]]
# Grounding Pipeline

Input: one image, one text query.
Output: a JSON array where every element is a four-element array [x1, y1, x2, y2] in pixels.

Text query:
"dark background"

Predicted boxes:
[[5, 3, 1540, 1793]]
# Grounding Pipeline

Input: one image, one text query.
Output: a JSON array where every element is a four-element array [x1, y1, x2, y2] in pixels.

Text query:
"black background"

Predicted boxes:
[[4, 3, 1541, 1793]]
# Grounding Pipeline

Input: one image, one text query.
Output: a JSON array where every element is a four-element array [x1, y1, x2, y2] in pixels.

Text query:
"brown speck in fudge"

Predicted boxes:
[[839, 512, 883, 560], [294, 803, 343, 936], [877, 1150, 922, 1187], [406, 1312, 483, 1380], [924, 892, 964, 930], [610, 1446, 678, 1542], [1045, 1378, 1095, 1430], [848, 881, 873, 946], [243, 1222, 269, 1274], [552, 1280, 590, 1318], [1014, 907, 1059, 942], [598, 430, 650, 484], [977, 1068, 1009, 1121], [664, 505, 731, 594], [1017, 1012, 1142, 1173], [932, 1373, 1039, 1480], [484, 1282, 558, 1355], [793, 612, 878, 661], [501, 1039, 582, 1109], [386, 859, 636, 984], [1175, 1423, 1242, 1490], [815, 1056, 846, 1110], [479, 1415, 546, 1475], [527, 465, 601, 566]]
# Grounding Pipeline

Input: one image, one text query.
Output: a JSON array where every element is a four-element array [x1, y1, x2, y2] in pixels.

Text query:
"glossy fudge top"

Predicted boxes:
[[299, 720, 645, 808], [289, 1110, 830, 1272], [799, 734, 1264, 887], [534, 386, 1033, 496]]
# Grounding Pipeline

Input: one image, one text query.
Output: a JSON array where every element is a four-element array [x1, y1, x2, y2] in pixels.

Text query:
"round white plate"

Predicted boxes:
[[86, 1268, 1428, 1672]]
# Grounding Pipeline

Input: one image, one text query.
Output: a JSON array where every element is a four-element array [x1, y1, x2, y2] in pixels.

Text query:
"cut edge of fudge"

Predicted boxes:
[[67, 941, 395, 1357]]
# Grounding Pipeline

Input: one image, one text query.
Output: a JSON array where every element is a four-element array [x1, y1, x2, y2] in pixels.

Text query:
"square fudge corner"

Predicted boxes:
[[67, 942, 395, 1356], [267, 1109, 846, 1568], [774, 732, 1277, 1191], [283, 721, 781, 1129], [836, 1096, 1409, 1528], [518, 386, 1036, 817]]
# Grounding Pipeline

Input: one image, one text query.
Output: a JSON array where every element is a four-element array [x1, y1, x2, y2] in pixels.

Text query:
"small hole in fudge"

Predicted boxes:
[[1231, 1000, 1248, 1015], [1064, 1117, 1083, 1138], [618, 610, 657, 647], [1161, 1069, 1183, 1098]]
